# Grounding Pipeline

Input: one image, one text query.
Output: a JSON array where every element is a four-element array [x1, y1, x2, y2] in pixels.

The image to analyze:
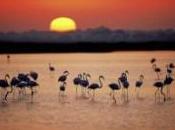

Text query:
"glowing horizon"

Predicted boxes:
[[0, 0, 175, 32]]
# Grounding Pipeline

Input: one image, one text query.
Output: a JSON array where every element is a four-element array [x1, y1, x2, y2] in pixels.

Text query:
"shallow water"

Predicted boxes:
[[0, 51, 175, 130]]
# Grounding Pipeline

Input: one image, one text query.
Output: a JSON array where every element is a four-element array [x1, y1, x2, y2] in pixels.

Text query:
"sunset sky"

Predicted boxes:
[[0, 0, 175, 32]]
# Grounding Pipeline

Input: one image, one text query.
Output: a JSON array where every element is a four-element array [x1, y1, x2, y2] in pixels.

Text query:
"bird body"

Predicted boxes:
[[108, 80, 121, 104], [164, 76, 174, 85], [88, 75, 104, 99], [154, 81, 164, 88], [49, 63, 55, 71], [109, 83, 121, 90], [135, 81, 143, 88]]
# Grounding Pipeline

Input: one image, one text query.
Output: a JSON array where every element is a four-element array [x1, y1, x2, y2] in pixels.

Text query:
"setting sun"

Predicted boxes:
[[50, 17, 77, 32]]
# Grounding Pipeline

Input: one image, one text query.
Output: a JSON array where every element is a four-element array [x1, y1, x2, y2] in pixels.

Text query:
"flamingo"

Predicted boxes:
[[88, 75, 104, 100], [153, 81, 166, 103], [166, 63, 175, 76], [169, 63, 175, 69], [5, 76, 20, 100], [7, 54, 10, 62], [150, 58, 156, 64], [0, 74, 10, 101], [80, 73, 91, 96], [119, 70, 130, 102], [164, 75, 174, 99], [59, 82, 66, 97], [73, 74, 82, 96], [150, 58, 161, 80], [108, 79, 121, 104], [152, 64, 161, 80], [135, 75, 144, 98], [49, 63, 55, 72], [58, 71, 69, 83]]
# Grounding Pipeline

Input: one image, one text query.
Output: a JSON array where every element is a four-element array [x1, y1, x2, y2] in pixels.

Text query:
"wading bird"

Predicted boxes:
[[49, 63, 55, 72], [0, 74, 10, 101], [119, 70, 130, 102], [135, 75, 144, 98], [154, 81, 166, 103], [73, 74, 82, 96], [88, 75, 104, 100], [58, 71, 69, 83], [108, 79, 121, 104]]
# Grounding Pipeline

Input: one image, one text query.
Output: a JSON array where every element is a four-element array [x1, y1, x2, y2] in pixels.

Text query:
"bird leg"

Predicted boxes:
[[155, 88, 159, 103], [160, 87, 166, 102], [13, 87, 16, 100], [112, 91, 116, 104], [156, 72, 160, 80], [93, 90, 95, 100], [167, 85, 171, 100], [31, 87, 34, 103], [126, 88, 129, 102], [75, 85, 78, 97]]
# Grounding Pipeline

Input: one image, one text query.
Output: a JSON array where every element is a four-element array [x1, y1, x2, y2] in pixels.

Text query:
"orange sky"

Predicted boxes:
[[0, 0, 175, 32]]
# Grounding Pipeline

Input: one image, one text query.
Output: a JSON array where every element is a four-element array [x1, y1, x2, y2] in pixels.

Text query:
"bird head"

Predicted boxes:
[[5, 74, 10, 79], [125, 70, 129, 75], [139, 75, 144, 80], [63, 71, 70, 75], [99, 75, 105, 80], [169, 63, 175, 69], [150, 58, 156, 64], [86, 73, 91, 78]]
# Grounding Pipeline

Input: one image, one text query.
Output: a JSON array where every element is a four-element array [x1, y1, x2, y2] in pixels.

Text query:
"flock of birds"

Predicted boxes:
[[0, 55, 174, 104]]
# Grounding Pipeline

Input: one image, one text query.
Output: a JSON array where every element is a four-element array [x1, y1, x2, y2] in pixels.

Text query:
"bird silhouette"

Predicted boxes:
[[0, 74, 10, 101], [49, 63, 55, 72], [164, 75, 174, 99], [59, 81, 67, 97], [7, 55, 10, 63], [135, 75, 144, 98], [150, 58, 161, 80], [150, 58, 156, 64], [5, 76, 20, 101], [58, 71, 69, 83], [169, 63, 175, 69], [88, 75, 104, 100], [118, 71, 130, 102], [108, 79, 121, 104], [80, 73, 91, 96], [73, 74, 82, 96], [153, 81, 166, 103], [152, 64, 161, 80]]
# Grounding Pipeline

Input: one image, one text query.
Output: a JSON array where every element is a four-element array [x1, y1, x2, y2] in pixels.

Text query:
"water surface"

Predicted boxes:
[[0, 51, 175, 130]]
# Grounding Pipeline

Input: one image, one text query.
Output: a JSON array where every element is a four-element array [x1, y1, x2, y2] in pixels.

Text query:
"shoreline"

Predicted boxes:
[[0, 41, 175, 53]]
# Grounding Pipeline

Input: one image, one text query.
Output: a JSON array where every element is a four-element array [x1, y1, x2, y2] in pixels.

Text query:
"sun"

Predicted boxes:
[[50, 17, 77, 32]]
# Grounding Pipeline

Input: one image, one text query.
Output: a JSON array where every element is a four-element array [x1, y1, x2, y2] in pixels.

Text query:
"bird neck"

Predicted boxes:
[[152, 64, 156, 70], [64, 72, 69, 76], [118, 79, 122, 88], [99, 77, 103, 88], [5, 75, 10, 86]]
